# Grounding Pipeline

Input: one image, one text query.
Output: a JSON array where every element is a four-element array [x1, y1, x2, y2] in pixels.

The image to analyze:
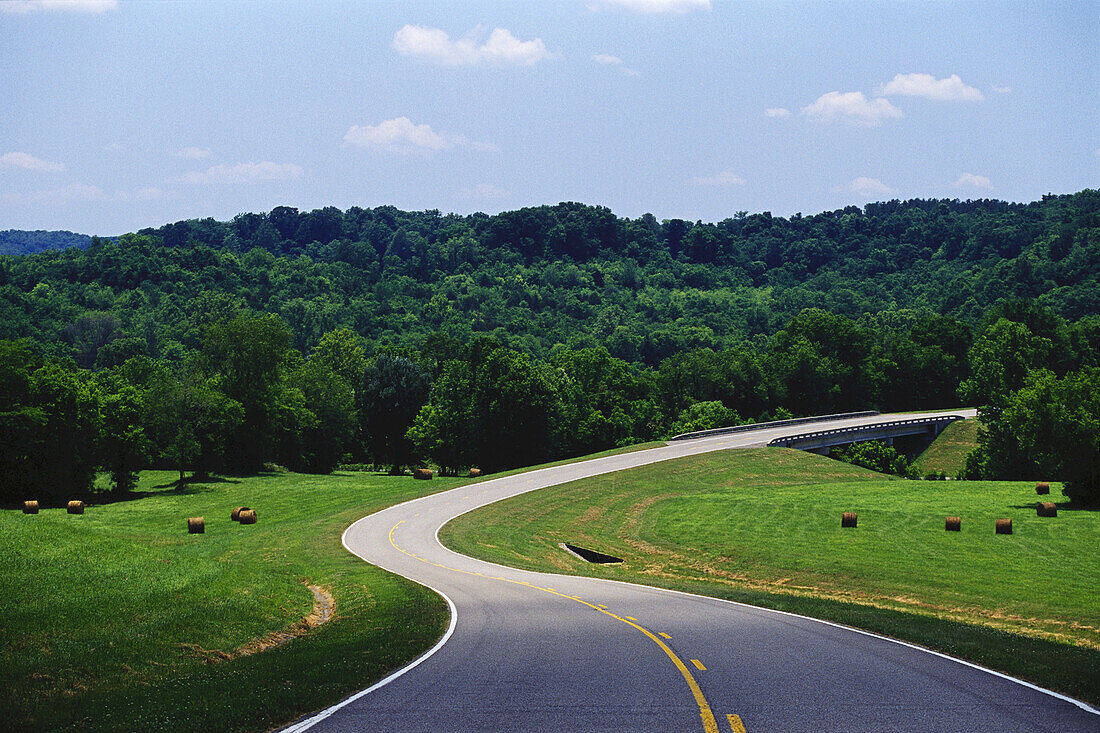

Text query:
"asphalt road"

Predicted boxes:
[[283, 410, 1099, 732]]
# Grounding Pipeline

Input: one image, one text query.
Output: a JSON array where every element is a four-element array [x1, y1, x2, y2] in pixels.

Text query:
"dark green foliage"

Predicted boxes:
[[832, 440, 917, 478], [359, 354, 431, 472]]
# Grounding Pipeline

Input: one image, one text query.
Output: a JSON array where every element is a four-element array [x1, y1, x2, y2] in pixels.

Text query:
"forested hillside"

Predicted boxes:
[[0, 229, 94, 257], [1, 191, 1097, 503]]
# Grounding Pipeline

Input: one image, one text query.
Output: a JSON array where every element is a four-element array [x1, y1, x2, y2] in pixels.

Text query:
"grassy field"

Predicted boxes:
[[0, 470, 460, 732], [912, 417, 983, 476], [441, 447, 1100, 704]]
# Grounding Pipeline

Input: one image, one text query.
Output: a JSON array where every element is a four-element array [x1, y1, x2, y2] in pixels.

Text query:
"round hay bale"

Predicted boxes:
[[413, 468, 434, 480], [231, 506, 250, 522], [23, 500, 39, 515], [995, 518, 1013, 535], [67, 500, 84, 515], [187, 516, 205, 534], [238, 508, 257, 525], [1037, 502, 1057, 518], [1035, 482, 1050, 495], [945, 516, 961, 532], [468, 468, 482, 478], [841, 511, 858, 528]]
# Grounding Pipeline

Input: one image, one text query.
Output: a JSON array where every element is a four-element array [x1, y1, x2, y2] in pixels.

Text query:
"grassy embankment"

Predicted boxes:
[[912, 417, 982, 476], [441, 447, 1100, 705], [0, 470, 460, 732]]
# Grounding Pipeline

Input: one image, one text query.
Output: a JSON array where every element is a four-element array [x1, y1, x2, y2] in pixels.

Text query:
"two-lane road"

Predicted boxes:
[[284, 410, 1099, 732]]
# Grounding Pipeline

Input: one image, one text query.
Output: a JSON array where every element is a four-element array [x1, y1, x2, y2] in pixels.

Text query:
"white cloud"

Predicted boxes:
[[952, 172, 993, 189], [992, 85, 1012, 94], [178, 161, 303, 185], [836, 177, 895, 197], [764, 107, 791, 118], [0, 151, 65, 172], [392, 25, 551, 66], [462, 183, 510, 199], [592, 0, 711, 13], [591, 53, 639, 76], [802, 91, 903, 127], [0, 0, 117, 13], [343, 117, 498, 154], [882, 73, 984, 101], [174, 146, 212, 160], [689, 170, 746, 187], [3, 182, 107, 204]]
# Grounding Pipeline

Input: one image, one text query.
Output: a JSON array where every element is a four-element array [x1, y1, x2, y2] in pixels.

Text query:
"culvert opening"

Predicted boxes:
[[559, 542, 624, 564]]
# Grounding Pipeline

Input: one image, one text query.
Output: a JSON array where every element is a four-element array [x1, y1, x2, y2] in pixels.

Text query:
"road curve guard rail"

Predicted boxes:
[[668, 411, 881, 442], [766, 414, 968, 451]]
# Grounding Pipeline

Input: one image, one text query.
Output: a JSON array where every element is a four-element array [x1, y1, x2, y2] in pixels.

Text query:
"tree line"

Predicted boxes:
[[2, 299, 1097, 505]]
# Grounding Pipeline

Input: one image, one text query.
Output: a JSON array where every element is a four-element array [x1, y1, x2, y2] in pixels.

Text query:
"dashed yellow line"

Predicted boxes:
[[691, 659, 707, 671], [659, 632, 672, 639], [727, 713, 747, 732], [387, 520, 722, 733]]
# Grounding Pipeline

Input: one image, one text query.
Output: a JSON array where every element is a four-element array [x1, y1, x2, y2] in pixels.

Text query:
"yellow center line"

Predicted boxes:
[[387, 520, 720, 733], [727, 713, 747, 733], [659, 632, 672, 639], [625, 616, 638, 621], [691, 659, 706, 671]]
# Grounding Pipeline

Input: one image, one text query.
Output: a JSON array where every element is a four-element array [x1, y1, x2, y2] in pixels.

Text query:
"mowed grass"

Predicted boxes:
[[441, 447, 1100, 704], [912, 417, 982, 476], [0, 470, 461, 732]]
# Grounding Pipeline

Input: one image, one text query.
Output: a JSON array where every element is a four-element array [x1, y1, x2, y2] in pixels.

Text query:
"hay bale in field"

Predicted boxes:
[[231, 506, 250, 522], [468, 468, 482, 478], [945, 516, 961, 532], [841, 511, 858, 528], [23, 500, 39, 514], [238, 508, 257, 525], [995, 518, 1013, 534], [413, 468, 434, 480], [187, 517, 205, 534], [1037, 502, 1057, 518], [1035, 482, 1050, 495], [67, 500, 84, 515]]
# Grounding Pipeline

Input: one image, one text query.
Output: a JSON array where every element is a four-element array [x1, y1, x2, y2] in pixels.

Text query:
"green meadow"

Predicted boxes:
[[0, 471, 454, 732], [441, 447, 1100, 705]]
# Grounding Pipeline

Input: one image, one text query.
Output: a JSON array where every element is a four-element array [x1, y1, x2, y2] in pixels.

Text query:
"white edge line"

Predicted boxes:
[[277, 518, 459, 733]]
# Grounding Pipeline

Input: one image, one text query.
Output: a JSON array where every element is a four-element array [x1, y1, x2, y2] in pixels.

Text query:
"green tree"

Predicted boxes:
[[833, 440, 916, 478], [360, 354, 431, 472]]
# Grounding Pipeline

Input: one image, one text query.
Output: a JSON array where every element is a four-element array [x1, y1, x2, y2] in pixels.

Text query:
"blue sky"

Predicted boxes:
[[2, 0, 1096, 236]]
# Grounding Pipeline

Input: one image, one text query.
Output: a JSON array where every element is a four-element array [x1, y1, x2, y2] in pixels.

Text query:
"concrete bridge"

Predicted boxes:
[[766, 413, 972, 455]]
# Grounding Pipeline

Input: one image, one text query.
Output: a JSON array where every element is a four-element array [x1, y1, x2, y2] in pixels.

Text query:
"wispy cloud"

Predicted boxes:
[[992, 85, 1012, 95], [343, 117, 498, 154], [591, 0, 710, 13], [177, 161, 303, 185], [882, 73, 984, 101], [0, 0, 117, 14], [591, 53, 639, 76], [764, 108, 791, 118], [802, 91, 902, 127], [392, 25, 551, 66], [689, 171, 746, 187], [836, 176, 895, 197], [0, 151, 65, 172], [952, 172, 993, 189], [3, 182, 106, 204], [174, 146, 212, 160]]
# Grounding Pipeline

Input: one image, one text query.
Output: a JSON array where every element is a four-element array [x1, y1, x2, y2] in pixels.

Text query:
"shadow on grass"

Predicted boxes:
[[1009, 501, 1099, 512]]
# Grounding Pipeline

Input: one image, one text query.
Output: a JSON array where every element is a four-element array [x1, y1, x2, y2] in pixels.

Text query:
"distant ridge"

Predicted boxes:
[[0, 229, 96, 256]]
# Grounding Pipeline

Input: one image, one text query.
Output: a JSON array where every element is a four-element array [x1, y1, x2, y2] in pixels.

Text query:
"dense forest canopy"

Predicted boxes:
[[1, 190, 1097, 503]]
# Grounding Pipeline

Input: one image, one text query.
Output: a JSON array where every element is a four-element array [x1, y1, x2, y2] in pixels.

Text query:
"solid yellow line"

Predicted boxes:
[[727, 713, 747, 732], [691, 659, 706, 671], [387, 520, 720, 733]]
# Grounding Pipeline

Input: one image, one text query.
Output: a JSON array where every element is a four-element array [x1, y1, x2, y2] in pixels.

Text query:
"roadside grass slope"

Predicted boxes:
[[441, 447, 1100, 705], [912, 417, 982, 476], [0, 470, 456, 732]]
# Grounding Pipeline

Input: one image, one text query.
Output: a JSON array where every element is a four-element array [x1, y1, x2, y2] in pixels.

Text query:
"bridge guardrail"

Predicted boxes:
[[668, 411, 881, 442], [766, 415, 967, 448]]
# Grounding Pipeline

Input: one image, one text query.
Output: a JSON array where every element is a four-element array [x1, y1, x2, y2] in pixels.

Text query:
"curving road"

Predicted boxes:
[[284, 410, 1099, 732]]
